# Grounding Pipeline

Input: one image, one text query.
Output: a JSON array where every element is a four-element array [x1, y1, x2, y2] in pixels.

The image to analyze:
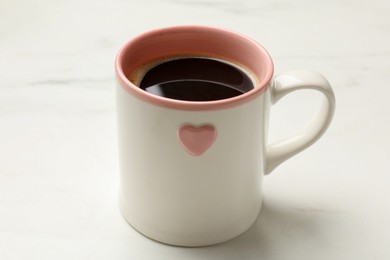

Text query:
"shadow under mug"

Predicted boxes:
[[115, 25, 335, 247]]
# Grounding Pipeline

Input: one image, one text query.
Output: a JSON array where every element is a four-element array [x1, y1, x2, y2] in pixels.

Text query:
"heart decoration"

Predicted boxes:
[[178, 124, 217, 156]]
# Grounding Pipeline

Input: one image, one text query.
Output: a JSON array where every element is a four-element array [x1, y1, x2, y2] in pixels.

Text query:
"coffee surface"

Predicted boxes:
[[139, 57, 255, 101]]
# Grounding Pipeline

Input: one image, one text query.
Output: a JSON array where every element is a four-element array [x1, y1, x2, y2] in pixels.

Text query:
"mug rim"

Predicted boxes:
[[115, 25, 274, 111]]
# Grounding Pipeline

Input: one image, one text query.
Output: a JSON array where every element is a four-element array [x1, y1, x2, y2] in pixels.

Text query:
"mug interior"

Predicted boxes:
[[115, 26, 274, 110]]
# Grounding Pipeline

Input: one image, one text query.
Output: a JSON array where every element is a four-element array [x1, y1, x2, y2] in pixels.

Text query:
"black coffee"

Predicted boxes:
[[139, 57, 255, 101]]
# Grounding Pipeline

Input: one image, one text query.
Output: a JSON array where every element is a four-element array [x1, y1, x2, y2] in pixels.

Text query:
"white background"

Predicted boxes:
[[1, 0, 389, 259]]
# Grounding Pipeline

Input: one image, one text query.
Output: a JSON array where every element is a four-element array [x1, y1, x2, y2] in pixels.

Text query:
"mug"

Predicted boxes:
[[115, 26, 335, 247]]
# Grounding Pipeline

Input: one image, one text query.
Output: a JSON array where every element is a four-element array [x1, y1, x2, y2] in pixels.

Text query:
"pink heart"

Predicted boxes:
[[178, 124, 217, 156]]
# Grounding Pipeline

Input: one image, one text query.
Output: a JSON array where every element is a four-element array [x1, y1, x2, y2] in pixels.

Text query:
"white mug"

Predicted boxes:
[[115, 26, 335, 247]]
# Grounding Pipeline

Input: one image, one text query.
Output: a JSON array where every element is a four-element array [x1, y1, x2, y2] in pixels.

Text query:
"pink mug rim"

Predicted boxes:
[[115, 25, 274, 111]]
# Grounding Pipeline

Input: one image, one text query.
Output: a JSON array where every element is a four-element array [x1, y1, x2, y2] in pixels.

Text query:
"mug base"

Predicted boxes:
[[119, 196, 262, 247]]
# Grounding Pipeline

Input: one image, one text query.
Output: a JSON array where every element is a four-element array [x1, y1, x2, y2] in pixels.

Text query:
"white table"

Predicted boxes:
[[1, 0, 389, 259]]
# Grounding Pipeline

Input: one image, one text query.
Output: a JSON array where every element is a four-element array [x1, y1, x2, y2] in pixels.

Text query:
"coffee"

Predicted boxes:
[[133, 57, 255, 101]]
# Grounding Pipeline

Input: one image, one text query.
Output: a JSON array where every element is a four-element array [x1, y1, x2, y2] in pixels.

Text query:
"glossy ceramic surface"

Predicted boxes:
[[116, 26, 335, 246]]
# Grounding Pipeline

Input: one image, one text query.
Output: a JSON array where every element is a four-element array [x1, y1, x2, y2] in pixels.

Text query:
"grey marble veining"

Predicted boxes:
[[1, 0, 390, 259]]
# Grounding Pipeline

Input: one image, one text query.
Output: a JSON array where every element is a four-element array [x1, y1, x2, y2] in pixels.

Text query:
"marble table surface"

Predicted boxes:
[[1, 0, 389, 259]]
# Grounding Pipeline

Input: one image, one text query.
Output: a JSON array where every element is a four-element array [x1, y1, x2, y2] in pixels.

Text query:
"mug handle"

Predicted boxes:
[[266, 70, 336, 174]]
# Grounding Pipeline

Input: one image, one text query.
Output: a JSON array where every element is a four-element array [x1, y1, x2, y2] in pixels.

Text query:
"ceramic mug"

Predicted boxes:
[[115, 26, 335, 247]]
